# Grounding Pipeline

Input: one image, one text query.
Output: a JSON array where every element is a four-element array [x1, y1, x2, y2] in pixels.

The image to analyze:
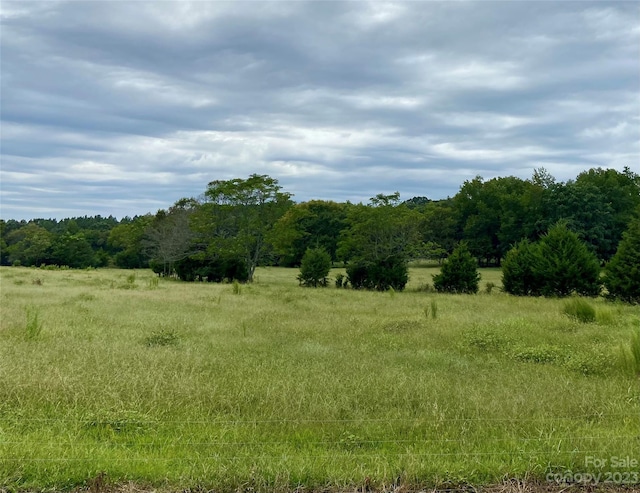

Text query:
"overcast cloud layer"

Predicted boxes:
[[1, 1, 639, 220]]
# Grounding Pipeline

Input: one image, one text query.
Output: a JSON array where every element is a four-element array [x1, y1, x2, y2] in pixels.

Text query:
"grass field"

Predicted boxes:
[[0, 266, 639, 492]]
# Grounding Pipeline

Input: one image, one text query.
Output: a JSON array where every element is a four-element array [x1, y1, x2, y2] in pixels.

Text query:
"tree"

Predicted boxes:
[[270, 200, 346, 266], [338, 193, 421, 291], [297, 247, 332, 287], [108, 215, 153, 268], [501, 239, 541, 296], [452, 176, 536, 265], [5, 223, 53, 266], [433, 243, 480, 294], [603, 217, 640, 304], [502, 222, 602, 297], [195, 174, 293, 282], [145, 203, 196, 276], [50, 233, 95, 268], [534, 222, 601, 297]]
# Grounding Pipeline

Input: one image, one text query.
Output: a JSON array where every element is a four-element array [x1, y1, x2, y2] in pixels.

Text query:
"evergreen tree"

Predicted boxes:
[[297, 247, 332, 287], [604, 217, 640, 304], [535, 222, 601, 297], [501, 239, 540, 296], [433, 243, 480, 294]]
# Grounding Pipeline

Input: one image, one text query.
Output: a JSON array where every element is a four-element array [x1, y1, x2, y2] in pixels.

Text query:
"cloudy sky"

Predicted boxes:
[[1, 1, 638, 220]]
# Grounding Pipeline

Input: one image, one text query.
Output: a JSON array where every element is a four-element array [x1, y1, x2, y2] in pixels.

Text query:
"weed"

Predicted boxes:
[[485, 282, 496, 294], [143, 329, 179, 347], [563, 351, 611, 376], [335, 273, 345, 288], [31, 278, 43, 286], [464, 328, 512, 352], [619, 329, 640, 376], [232, 280, 242, 295], [423, 299, 438, 319], [513, 345, 562, 364], [562, 297, 596, 323], [24, 306, 43, 340], [147, 277, 159, 289], [13, 279, 25, 285]]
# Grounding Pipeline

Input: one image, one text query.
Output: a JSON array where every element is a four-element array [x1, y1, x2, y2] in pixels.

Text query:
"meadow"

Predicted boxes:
[[0, 266, 638, 492]]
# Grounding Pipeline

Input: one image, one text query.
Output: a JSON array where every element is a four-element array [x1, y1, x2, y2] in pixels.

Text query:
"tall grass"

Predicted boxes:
[[0, 266, 638, 491]]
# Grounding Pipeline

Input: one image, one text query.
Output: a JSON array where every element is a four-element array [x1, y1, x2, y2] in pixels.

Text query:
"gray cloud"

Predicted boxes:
[[1, 0, 638, 219]]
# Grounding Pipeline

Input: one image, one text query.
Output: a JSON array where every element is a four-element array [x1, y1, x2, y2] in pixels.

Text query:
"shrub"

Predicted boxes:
[[501, 239, 540, 296], [562, 298, 596, 323], [535, 222, 601, 297], [502, 222, 601, 297], [346, 255, 408, 291], [433, 243, 480, 294], [174, 255, 249, 283], [604, 217, 640, 304], [297, 247, 331, 287]]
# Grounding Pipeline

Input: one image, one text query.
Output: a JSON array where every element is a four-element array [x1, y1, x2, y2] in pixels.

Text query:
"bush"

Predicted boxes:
[[502, 222, 601, 297], [535, 222, 601, 297], [346, 255, 408, 291], [501, 239, 540, 296], [604, 217, 640, 304], [174, 255, 249, 283], [433, 243, 480, 294], [297, 247, 331, 287]]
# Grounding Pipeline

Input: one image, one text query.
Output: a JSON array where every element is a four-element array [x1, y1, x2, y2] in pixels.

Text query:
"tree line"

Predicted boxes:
[[1, 167, 638, 288]]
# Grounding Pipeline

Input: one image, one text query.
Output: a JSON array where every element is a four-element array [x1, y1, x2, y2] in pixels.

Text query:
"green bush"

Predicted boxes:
[[604, 217, 640, 304], [297, 247, 332, 287], [433, 243, 480, 294], [346, 255, 408, 291], [536, 222, 601, 297], [501, 239, 540, 296], [502, 222, 601, 297]]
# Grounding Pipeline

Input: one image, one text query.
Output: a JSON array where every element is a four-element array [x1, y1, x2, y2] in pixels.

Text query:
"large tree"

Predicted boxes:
[[338, 193, 421, 291], [269, 200, 347, 266], [144, 204, 197, 277], [195, 174, 293, 282]]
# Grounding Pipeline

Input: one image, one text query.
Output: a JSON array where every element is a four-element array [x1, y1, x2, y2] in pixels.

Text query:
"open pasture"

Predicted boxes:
[[0, 266, 638, 491]]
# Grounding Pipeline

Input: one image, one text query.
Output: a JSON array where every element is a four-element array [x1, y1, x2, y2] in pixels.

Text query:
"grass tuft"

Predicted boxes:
[[24, 306, 43, 340], [562, 297, 596, 323]]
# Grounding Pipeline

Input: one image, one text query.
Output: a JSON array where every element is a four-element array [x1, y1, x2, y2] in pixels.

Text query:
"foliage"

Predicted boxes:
[[502, 223, 601, 297], [195, 174, 293, 281], [501, 239, 540, 296], [50, 233, 96, 268], [144, 204, 196, 276], [346, 255, 409, 291], [297, 247, 332, 287], [603, 217, 640, 304], [173, 254, 249, 283], [270, 200, 347, 266], [339, 193, 418, 291], [433, 243, 480, 294], [534, 222, 601, 297], [108, 215, 153, 269]]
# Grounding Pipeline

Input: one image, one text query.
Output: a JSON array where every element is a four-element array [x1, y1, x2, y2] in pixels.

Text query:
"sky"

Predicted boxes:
[[1, 1, 639, 220]]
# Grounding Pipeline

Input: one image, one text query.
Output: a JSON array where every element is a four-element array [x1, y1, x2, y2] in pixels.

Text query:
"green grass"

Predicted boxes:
[[0, 266, 639, 491]]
